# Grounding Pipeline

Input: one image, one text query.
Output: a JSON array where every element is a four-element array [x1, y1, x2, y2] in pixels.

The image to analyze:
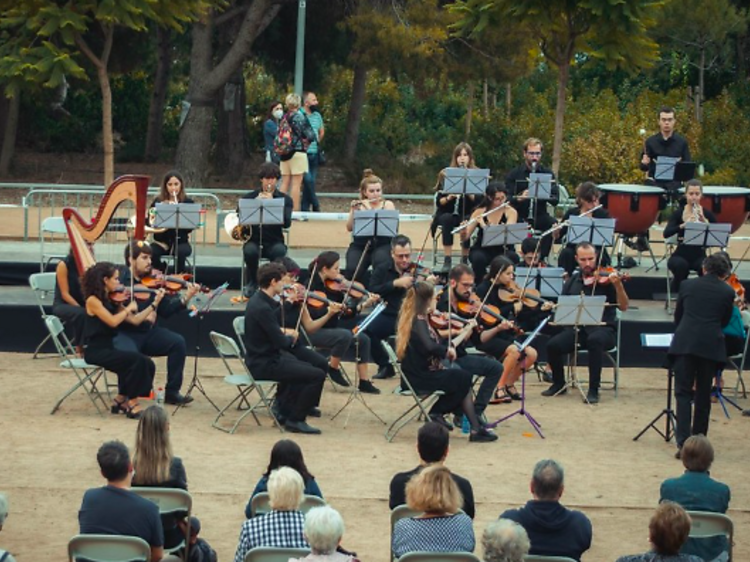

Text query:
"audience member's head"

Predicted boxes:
[[304, 506, 345, 555], [268, 466, 304, 511], [649, 502, 692, 556], [97, 440, 132, 483], [681, 434, 714, 473], [263, 439, 314, 481], [530, 459, 565, 501], [0, 492, 8, 531], [406, 465, 462, 515], [132, 405, 173, 485], [417, 421, 450, 464], [482, 519, 530, 562]]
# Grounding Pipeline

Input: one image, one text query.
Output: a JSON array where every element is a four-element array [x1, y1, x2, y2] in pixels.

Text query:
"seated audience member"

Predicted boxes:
[[0, 492, 17, 562], [500, 459, 592, 561], [78, 440, 178, 562], [391, 465, 475, 559], [615, 502, 704, 562], [482, 519, 530, 562], [245, 439, 323, 518], [233, 467, 309, 562], [290, 506, 359, 562], [182, 517, 217, 562], [389, 422, 475, 519], [132, 406, 188, 550], [660, 435, 730, 561]]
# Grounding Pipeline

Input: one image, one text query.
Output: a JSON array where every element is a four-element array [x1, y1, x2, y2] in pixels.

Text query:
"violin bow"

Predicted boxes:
[[340, 240, 371, 314], [294, 261, 318, 336]]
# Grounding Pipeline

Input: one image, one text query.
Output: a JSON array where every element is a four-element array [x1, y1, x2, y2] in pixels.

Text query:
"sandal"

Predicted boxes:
[[122, 400, 143, 420], [110, 396, 127, 415], [505, 385, 522, 401], [489, 387, 512, 404]]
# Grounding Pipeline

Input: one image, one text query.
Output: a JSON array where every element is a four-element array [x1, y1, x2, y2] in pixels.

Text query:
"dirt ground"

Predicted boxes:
[[0, 352, 748, 561]]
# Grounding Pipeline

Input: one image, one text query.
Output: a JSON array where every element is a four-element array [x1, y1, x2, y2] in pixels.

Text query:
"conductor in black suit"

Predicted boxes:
[[668, 253, 734, 456]]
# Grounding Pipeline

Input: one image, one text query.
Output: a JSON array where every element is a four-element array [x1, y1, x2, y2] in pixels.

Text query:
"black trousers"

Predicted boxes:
[[408, 368, 473, 416], [674, 354, 716, 447], [345, 242, 391, 284], [308, 327, 372, 364], [53, 303, 86, 346], [455, 354, 502, 413], [527, 213, 556, 260], [243, 241, 287, 286], [547, 326, 615, 389], [151, 241, 192, 274], [114, 328, 187, 395], [84, 340, 155, 399], [363, 311, 398, 369], [668, 254, 704, 293]]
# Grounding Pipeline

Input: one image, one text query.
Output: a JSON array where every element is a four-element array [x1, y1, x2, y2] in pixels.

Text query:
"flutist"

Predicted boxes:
[[664, 179, 716, 294]]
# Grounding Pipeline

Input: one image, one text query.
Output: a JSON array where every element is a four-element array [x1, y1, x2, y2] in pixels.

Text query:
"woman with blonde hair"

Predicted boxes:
[[344, 169, 397, 282], [278, 93, 316, 211], [397, 281, 497, 442], [392, 465, 475, 558]]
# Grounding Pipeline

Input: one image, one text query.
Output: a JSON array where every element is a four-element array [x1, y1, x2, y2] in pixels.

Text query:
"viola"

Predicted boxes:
[[325, 276, 371, 300], [455, 295, 521, 333], [109, 284, 158, 304], [497, 283, 550, 309], [581, 267, 630, 286], [429, 311, 469, 332]]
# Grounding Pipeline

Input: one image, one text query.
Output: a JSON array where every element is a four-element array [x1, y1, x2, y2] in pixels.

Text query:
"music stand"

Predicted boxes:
[[482, 223, 529, 247], [443, 168, 490, 197], [683, 222, 731, 249], [172, 282, 229, 416], [352, 210, 400, 238], [567, 216, 616, 247], [238, 198, 285, 289], [515, 267, 565, 298], [551, 295, 607, 403], [487, 317, 550, 438], [153, 202, 202, 276], [654, 157, 697, 183], [634, 333, 677, 442]]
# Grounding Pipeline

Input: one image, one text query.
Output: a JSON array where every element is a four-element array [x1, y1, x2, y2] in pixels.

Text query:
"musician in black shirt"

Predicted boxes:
[[557, 182, 611, 276], [639, 106, 692, 191]]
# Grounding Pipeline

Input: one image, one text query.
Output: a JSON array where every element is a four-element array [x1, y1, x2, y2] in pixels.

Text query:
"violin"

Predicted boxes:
[[582, 267, 631, 286], [497, 283, 551, 309], [141, 271, 208, 294], [324, 276, 371, 300], [283, 284, 346, 312], [455, 295, 522, 333], [727, 273, 746, 304], [109, 284, 158, 304], [429, 311, 469, 332]]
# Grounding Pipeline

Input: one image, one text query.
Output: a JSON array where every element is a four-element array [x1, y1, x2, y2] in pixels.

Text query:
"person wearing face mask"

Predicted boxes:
[[149, 171, 195, 274], [301, 92, 324, 213], [264, 101, 284, 164]]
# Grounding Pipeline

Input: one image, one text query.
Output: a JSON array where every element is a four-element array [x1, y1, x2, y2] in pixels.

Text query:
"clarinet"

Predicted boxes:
[[452, 162, 466, 217]]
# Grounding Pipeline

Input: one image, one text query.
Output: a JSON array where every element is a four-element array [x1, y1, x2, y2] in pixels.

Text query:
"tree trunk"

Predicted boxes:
[[505, 83, 512, 117], [215, 71, 247, 181], [343, 64, 368, 161], [483, 79, 489, 116], [0, 93, 20, 175], [697, 48, 705, 122], [98, 67, 114, 186], [552, 60, 570, 177], [144, 26, 172, 162], [465, 81, 475, 138]]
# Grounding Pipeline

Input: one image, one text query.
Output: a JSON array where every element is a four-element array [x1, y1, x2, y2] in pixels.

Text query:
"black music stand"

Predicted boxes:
[[515, 267, 565, 298], [443, 168, 490, 218], [172, 282, 228, 416], [515, 175, 558, 222], [654, 158, 697, 183], [482, 223, 529, 248], [683, 222, 731, 249], [352, 210, 400, 239], [634, 333, 677, 442], [238, 198, 285, 289], [567, 216, 616, 248], [153, 202, 202, 277]]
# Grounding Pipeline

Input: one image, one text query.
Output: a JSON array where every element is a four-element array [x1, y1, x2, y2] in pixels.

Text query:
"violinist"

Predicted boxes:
[[235, 162, 294, 298], [81, 262, 158, 419], [396, 280, 497, 442], [345, 169, 397, 283], [149, 170, 194, 274], [520, 237, 546, 268], [557, 182, 611, 276], [115, 241, 200, 406], [544, 243, 629, 404], [431, 142, 480, 271], [714, 251, 748, 357], [461, 182, 520, 281], [302, 251, 381, 394], [53, 248, 86, 353], [664, 179, 716, 294]]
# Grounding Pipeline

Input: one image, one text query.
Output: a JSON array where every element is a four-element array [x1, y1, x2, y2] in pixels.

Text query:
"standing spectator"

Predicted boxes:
[[278, 93, 315, 211], [0, 492, 17, 562], [482, 519, 530, 562], [301, 92, 324, 213], [264, 101, 283, 164]]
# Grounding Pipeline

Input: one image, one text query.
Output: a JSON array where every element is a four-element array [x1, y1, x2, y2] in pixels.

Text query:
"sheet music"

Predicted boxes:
[[641, 333, 673, 348], [654, 156, 679, 181]]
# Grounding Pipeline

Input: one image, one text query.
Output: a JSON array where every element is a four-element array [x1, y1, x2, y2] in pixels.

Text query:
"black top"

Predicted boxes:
[[433, 181, 479, 218], [401, 317, 448, 380], [308, 274, 342, 329], [639, 132, 692, 179], [663, 204, 717, 262], [118, 268, 187, 333], [83, 300, 118, 344], [236, 189, 293, 247], [669, 274, 734, 363], [134, 457, 188, 491], [243, 290, 294, 369], [370, 259, 407, 317], [151, 196, 195, 246], [505, 164, 559, 222], [472, 211, 511, 251], [78, 485, 164, 547], [54, 254, 84, 307], [559, 206, 610, 244], [562, 271, 619, 328], [389, 465, 475, 519]]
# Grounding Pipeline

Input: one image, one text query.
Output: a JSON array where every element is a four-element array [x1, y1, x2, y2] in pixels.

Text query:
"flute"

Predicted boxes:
[[450, 201, 512, 235]]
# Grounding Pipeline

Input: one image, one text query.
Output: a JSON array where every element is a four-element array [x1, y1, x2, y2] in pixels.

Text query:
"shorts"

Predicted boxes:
[[280, 151, 309, 176]]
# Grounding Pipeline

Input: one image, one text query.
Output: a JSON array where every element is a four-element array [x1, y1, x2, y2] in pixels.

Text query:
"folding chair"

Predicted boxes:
[[565, 310, 621, 397], [726, 317, 749, 400], [209, 331, 282, 434], [397, 553, 481, 562], [382, 341, 445, 442], [390, 505, 468, 562], [249, 492, 326, 517], [131, 487, 192, 560], [46, 315, 110, 416], [244, 547, 311, 562], [30, 272, 61, 359], [40, 216, 68, 272], [299, 326, 353, 392], [687, 510, 734, 562], [390, 504, 423, 561], [233, 315, 247, 356], [524, 556, 577, 562], [68, 534, 151, 562]]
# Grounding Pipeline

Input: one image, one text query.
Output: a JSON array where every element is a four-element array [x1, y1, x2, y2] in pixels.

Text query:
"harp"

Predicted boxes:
[[63, 175, 151, 276]]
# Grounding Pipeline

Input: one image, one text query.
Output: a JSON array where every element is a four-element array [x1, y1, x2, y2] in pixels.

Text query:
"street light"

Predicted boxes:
[[294, 0, 307, 96]]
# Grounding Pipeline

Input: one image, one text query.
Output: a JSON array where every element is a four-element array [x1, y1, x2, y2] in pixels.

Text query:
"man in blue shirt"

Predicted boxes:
[[301, 92, 324, 213]]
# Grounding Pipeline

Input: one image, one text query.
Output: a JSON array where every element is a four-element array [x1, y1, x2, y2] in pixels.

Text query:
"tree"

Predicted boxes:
[[449, 0, 663, 176], [0, 1, 213, 185]]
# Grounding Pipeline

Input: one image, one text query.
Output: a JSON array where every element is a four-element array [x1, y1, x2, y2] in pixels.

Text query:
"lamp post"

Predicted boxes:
[[294, 0, 307, 96]]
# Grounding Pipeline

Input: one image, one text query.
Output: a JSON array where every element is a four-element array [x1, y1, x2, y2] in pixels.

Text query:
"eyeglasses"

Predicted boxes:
[[526, 151, 542, 156]]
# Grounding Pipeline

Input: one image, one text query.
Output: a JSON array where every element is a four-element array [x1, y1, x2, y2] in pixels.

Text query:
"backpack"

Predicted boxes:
[[274, 114, 295, 159]]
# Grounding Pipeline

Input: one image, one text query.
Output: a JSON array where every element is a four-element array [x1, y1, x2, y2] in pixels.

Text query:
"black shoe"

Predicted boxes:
[[586, 388, 600, 404], [358, 379, 381, 394], [373, 365, 395, 380], [470, 427, 498, 443], [271, 406, 287, 425], [440, 256, 453, 273], [476, 411, 488, 426], [460, 256, 469, 265], [541, 384, 566, 397], [242, 283, 258, 298], [429, 414, 454, 431], [307, 407, 322, 418], [675, 447, 682, 459], [165, 393, 194, 405], [328, 366, 350, 387], [743, 409, 750, 417], [542, 370, 554, 384], [285, 420, 322, 434]]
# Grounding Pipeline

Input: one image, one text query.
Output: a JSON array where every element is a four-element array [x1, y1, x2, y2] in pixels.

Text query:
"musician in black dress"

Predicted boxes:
[[639, 106, 692, 192], [149, 171, 194, 274], [396, 280, 497, 443], [81, 262, 158, 419], [557, 182, 611, 276], [462, 182, 519, 281], [668, 253, 734, 456], [664, 180, 716, 294], [53, 249, 86, 350], [431, 142, 481, 271]]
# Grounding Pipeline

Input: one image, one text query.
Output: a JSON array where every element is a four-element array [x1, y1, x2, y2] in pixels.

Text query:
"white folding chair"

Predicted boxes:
[[249, 492, 326, 517], [565, 310, 621, 396], [244, 547, 311, 562], [687, 510, 734, 562], [209, 331, 282, 434], [30, 272, 62, 359], [381, 341, 445, 442], [398, 553, 481, 562], [131, 487, 192, 560], [233, 315, 247, 356], [46, 315, 110, 416], [68, 534, 151, 562], [40, 216, 68, 272]]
